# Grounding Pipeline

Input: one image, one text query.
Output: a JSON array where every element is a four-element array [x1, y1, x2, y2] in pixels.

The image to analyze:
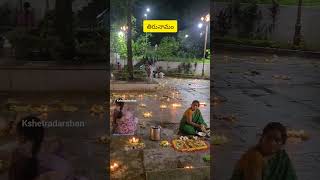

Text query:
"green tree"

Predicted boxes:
[[177, 31, 202, 58], [133, 33, 152, 57], [158, 36, 180, 58]]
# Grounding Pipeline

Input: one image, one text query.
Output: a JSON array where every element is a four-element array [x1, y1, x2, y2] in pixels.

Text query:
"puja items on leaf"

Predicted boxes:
[[160, 140, 171, 147], [0, 160, 9, 174], [139, 103, 147, 108], [125, 138, 145, 150], [212, 135, 228, 145], [172, 136, 208, 152], [287, 129, 309, 141]]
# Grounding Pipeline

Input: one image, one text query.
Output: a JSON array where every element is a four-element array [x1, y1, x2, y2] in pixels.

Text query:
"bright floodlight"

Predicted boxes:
[[118, 31, 124, 37], [198, 23, 203, 28], [146, 8, 150, 12], [200, 32, 203, 36], [185, 34, 189, 38], [144, 13, 147, 17]]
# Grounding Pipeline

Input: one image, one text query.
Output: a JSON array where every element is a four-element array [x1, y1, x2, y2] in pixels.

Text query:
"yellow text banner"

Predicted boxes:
[[143, 20, 178, 33]]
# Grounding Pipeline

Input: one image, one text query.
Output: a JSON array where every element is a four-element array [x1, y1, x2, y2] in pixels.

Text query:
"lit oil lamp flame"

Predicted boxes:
[[160, 105, 167, 109], [129, 137, 139, 144], [143, 112, 152, 118], [184, 166, 193, 169], [172, 103, 182, 108], [110, 162, 119, 172]]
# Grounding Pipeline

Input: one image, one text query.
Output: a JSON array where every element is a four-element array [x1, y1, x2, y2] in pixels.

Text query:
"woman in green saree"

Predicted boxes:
[[179, 100, 207, 135], [230, 122, 297, 180]]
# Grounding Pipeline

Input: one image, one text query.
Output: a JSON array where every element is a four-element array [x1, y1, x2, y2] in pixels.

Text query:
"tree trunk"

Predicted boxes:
[[56, 0, 75, 60], [127, 0, 134, 80], [293, 0, 302, 46]]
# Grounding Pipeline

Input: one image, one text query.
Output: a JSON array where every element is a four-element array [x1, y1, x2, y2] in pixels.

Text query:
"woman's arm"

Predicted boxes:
[[186, 111, 201, 129]]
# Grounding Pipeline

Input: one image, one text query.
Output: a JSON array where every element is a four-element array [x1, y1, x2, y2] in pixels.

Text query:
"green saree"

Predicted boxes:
[[230, 148, 297, 180], [179, 108, 207, 135]]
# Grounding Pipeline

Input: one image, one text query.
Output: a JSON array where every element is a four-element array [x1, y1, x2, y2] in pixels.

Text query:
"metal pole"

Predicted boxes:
[[145, 15, 148, 55], [202, 23, 208, 77]]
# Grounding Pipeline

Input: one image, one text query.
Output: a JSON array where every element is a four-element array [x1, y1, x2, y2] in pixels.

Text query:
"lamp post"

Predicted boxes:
[[199, 14, 210, 77], [120, 25, 128, 66], [144, 8, 150, 55]]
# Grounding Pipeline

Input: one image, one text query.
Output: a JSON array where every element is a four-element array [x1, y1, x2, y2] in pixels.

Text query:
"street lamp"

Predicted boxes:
[[144, 8, 151, 55], [200, 13, 210, 77], [185, 34, 189, 38]]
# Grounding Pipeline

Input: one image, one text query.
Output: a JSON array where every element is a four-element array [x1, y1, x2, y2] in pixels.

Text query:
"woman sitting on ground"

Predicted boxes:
[[179, 100, 208, 135], [112, 98, 138, 135], [230, 122, 297, 180]]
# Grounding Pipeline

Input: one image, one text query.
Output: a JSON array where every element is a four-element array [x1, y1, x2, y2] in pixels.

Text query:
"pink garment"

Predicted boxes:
[[113, 108, 138, 135]]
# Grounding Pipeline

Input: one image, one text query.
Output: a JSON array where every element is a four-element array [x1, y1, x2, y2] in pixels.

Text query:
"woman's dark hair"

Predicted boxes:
[[262, 122, 287, 145], [9, 116, 44, 180], [115, 98, 125, 119], [192, 100, 200, 106]]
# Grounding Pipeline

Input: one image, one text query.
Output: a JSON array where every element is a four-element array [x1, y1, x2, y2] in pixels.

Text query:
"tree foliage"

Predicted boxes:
[[157, 36, 180, 58]]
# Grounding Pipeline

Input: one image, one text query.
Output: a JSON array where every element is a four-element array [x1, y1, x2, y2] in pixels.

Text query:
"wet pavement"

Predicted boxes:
[[0, 92, 107, 180], [212, 53, 320, 180], [110, 78, 210, 180]]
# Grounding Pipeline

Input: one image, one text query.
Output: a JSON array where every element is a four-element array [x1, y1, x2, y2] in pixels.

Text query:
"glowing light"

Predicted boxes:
[[143, 112, 152, 118], [129, 137, 139, 144], [160, 104, 167, 109]]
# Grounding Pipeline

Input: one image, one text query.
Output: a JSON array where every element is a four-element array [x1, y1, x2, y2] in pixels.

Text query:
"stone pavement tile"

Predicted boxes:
[[146, 167, 210, 180], [110, 149, 145, 180], [212, 54, 320, 180], [143, 148, 210, 172]]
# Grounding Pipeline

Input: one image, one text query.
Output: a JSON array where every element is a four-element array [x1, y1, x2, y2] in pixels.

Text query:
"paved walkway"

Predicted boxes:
[[212, 53, 320, 180], [110, 78, 210, 180]]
